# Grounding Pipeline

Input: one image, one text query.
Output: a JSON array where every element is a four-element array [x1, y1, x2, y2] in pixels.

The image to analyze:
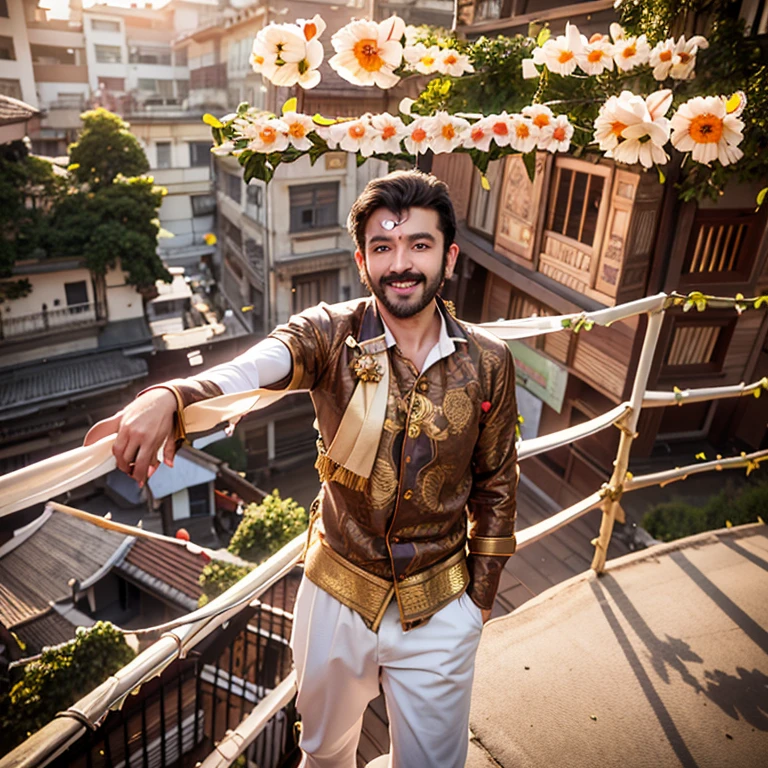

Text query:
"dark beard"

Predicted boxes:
[[363, 261, 446, 319]]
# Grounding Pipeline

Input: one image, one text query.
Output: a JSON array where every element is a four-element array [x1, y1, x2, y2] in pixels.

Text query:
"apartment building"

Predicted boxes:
[[0, 0, 38, 106], [429, 0, 768, 506]]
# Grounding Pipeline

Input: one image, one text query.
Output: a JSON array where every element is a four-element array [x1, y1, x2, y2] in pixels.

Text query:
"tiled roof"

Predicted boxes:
[[0, 512, 128, 627], [14, 608, 76, 653], [0, 350, 148, 414], [0, 95, 40, 127], [115, 537, 210, 610]]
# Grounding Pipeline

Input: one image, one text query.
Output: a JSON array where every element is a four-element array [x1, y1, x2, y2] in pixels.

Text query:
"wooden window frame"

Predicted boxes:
[[466, 158, 503, 240], [544, 157, 613, 261], [289, 183, 339, 234], [659, 314, 737, 379]]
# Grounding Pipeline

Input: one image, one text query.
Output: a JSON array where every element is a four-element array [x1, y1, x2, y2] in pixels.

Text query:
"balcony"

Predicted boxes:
[[32, 64, 88, 84], [461, 0, 616, 34], [0, 302, 105, 342], [189, 63, 227, 91]]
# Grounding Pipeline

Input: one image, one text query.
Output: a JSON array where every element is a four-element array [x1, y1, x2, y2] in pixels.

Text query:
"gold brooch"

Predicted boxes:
[[353, 354, 383, 383]]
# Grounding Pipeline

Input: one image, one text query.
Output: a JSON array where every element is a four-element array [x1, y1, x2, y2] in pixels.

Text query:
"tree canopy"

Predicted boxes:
[[0, 108, 170, 301]]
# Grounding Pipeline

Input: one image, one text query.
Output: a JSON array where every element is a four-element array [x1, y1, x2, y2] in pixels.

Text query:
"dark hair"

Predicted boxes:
[[347, 170, 457, 256]]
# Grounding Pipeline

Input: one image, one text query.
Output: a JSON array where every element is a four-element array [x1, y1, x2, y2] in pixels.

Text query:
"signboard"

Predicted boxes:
[[515, 385, 543, 440], [507, 340, 568, 414]]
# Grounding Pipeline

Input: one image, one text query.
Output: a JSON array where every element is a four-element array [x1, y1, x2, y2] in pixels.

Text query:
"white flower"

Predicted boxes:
[[522, 104, 554, 131], [538, 114, 573, 153], [484, 112, 514, 148], [532, 22, 584, 76], [281, 111, 315, 151], [403, 43, 441, 75], [329, 116, 376, 156], [522, 58, 539, 79], [670, 95, 744, 166], [669, 35, 708, 80], [370, 112, 406, 153], [297, 14, 326, 43], [427, 112, 470, 154], [613, 33, 650, 71], [255, 23, 306, 65], [649, 37, 676, 81], [398, 97, 415, 116], [329, 15, 405, 88], [270, 37, 324, 89], [436, 48, 474, 76], [251, 20, 323, 89], [403, 117, 431, 155], [404, 24, 423, 47], [609, 23, 626, 42], [246, 118, 290, 153], [212, 141, 236, 156], [595, 90, 672, 168], [463, 117, 494, 152], [509, 115, 540, 153], [250, 40, 278, 80], [577, 33, 614, 75]]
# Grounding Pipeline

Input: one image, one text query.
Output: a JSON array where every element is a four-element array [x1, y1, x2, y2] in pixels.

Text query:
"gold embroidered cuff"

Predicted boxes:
[[468, 535, 517, 556], [137, 384, 186, 441]]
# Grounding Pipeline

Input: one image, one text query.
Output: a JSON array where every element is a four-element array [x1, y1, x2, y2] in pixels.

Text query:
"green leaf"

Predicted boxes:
[[237, 102, 249, 114], [282, 97, 298, 115], [202, 113, 224, 129], [757, 187, 768, 210], [312, 113, 338, 126], [481, 174, 491, 191], [522, 151, 536, 182], [657, 165, 666, 184], [536, 27, 551, 47], [356, 153, 369, 167]]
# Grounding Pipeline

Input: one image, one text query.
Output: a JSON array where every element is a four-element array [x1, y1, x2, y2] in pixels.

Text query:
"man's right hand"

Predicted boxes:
[[83, 388, 179, 487]]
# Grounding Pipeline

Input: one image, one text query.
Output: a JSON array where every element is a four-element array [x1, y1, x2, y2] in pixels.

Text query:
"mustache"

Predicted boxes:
[[380, 271, 425, 286]]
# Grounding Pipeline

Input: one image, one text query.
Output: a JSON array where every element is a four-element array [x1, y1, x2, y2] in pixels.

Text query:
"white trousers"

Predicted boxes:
[[290, 576, 484, 768]]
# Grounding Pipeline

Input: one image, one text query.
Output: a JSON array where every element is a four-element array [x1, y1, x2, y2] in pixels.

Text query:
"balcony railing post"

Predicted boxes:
[[591, 307, 666, 572]]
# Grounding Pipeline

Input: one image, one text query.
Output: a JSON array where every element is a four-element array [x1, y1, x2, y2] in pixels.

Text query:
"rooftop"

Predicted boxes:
[[467, 523, 768, 767], [0, 95, 41, 128], [0, 510, 128, 628]]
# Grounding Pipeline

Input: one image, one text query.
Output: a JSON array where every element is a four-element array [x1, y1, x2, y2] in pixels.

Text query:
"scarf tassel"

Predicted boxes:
[[315, 452, 368, 492]]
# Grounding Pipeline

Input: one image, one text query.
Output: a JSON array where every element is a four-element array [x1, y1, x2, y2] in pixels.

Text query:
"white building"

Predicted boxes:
[[0, 0, 38, 106]]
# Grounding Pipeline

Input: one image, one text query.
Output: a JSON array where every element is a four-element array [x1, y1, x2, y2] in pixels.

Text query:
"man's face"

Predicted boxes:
[[355, 207, 458, 319]]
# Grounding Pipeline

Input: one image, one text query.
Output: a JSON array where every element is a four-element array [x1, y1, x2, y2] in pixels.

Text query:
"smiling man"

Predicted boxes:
[[85, 170, 519, 768]]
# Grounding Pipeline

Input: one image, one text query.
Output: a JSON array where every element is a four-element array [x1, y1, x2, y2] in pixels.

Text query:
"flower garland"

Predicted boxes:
[[206, 15, 750, 184]]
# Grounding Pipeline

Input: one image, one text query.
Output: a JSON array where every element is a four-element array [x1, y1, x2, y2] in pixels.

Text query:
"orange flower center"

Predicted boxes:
[[532, 113, 550, 128], [289, 122, 306, 138], [471, 126, 485, 142], [253, 54, 264, 65], [492, 121, 508, 136], [442, 123, 456, 140], [516, 123, 530, 138], [678, 52, 692, 64], [382, 124, 397, 139], [610, 120, 627, 137], [348, 123, 366, 139], [354, 39, 384, 72], [553, 126, 567, 141], [622, 44, 637, 59], [260, 126, 277, 143], [558, 50, 574, 64], [444, 54, 458, 65], [411, 127, 427, 142], [303, 22, 317, 41], [421, 55, 435, 67], [659, 50, 672, 62], [587, 50, 604, 63], [689, 113, 724, 144]]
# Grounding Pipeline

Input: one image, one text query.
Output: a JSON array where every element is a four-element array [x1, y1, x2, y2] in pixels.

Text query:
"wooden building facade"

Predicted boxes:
[[434, 139, 768, 506]]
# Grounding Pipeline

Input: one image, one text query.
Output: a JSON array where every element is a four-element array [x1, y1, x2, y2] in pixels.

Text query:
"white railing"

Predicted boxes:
[[2, 289, 767, 768]]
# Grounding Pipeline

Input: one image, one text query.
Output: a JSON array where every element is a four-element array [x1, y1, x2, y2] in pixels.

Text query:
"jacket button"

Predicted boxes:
[[403, 489, 413, 500], [391, 536, 400, 543], [405, 456, 411, 464], [418, 380, 428, 392]]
